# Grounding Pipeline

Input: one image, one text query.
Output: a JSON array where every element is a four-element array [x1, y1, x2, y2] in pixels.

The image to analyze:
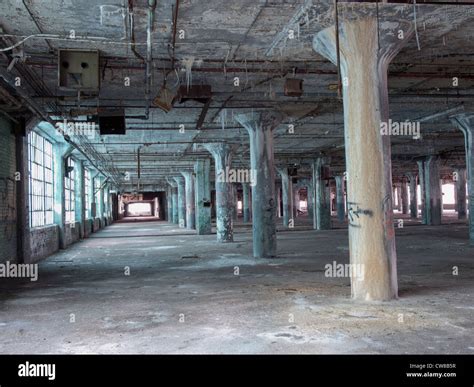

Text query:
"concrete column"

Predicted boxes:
[[455, 168, 467, 220], [204, 143, 234, 242], [277, 167, 293, 228], [312, 158, 331, 230], [400, 179, 409, 215], [451, 115, 474, 244], [194, 159, 212, 234], [236, 112, 282, 258], [173, 176, 186, 228], [313, 7, 413, 300], [232, 184, 238, 221], [242, 182, 250, 223], [166, 185, 173, 222], [171, 187, 178, 223], [406, 172, 418, 219], [397, 185, 402, 212], [293, 186, 300, 218], [75, 160, 85, 238], [417, 160, 427, 224], [305, 180, 314, 220], [54, 144, 72, 248], [335, 175, 345, 222], [423, 156, 442, 226], [181, 171, 195, 230]]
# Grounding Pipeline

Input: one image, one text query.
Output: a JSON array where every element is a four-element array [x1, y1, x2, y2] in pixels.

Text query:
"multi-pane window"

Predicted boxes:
[[94, 177, 101, 217], [28, 131, 54, 228], [64, 157, 75, 224], [103, 188, 108, 217], [84, 169, 91, 219]]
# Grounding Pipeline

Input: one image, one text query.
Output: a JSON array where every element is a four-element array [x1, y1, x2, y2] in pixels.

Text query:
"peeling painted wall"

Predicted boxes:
[[28, 225, 59, 263], [0, 117, 17, 263]]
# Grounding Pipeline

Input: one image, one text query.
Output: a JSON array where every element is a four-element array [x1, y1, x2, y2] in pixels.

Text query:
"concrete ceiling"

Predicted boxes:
[[1, 0, 473, 191]]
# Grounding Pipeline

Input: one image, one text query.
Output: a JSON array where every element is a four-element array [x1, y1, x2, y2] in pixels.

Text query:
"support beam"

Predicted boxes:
[[455, 168, 467, 220], [166, 185, 173, 222], [173, 176, 186, 228], [277, 167, 293, 228], [242, 182, 250, 223], [194, 159, 212, 234], [181, 171, 196, 230], [417, 160, 427, 224], [424, 156, 442, 226], [451, 114, 474, 244], [312, 158, 331, 230], [335, 175, 345, 222], [236, 112, 282, 258], [203, 143, 234, 242], [313, 7, 413, 300], [400, 178, 409, 215], [406, 172, 418, 219]]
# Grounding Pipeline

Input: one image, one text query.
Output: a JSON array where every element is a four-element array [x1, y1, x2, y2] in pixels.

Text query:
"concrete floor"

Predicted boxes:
[[1, 215, 473, 354]]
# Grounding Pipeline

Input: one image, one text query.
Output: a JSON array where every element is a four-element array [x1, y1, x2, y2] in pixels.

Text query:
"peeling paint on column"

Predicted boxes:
[[203, 143, 234, 243], [173, 176, 186, 228], [277, 167, 293, 228], [236, 112, 282, 258], [312, 158, 331, 230], [181, 171, 196, 230], [242, 183, 250, 223], [313, 9, 414, 301], [194, 159, 212, 235], [424, 156, 442, 226], [335, 175, 345, 222]]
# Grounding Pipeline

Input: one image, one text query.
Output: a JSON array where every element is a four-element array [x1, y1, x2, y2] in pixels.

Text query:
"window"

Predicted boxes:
[[64, 157, 75, 223], [28, 131, 54, 227], [103, 187, 108, 216], [84, 169, 91, 219], [94, 177, 101, 217]]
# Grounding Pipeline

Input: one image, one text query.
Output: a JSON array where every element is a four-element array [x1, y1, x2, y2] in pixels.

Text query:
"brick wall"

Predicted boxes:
[[0, 117, 17, 263]]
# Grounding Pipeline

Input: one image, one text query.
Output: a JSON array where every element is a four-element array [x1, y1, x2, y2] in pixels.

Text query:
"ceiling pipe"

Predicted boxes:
[[0, 67, 119, 186], [144, 0, 157, 120], [127, 0, 145, 62]]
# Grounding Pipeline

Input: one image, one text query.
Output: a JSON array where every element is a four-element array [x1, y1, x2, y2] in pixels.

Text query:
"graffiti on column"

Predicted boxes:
[[347, 202, 373, 228]]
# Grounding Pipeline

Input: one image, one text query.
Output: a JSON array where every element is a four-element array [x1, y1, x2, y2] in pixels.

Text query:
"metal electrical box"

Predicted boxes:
[[58, 49, 100, 92], [284, 78, 303, 97]]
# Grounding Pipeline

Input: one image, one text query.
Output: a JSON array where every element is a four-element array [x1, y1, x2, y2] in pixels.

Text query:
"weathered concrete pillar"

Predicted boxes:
[[194, 159, 212, 234], [394, 184, 402, 212], [400, 178, 409, 215], [166, 185, 173, 222], [451, 115, 474, 244], [313, 6, 413, 300], [181, 171, 195, 230], [278, 167, 293, 228], [204, 143, 234, 242], [406, 172, 418, 219], [417, 160, 427, 224], [455, 168, 467, 220], [424, 156, 442, 226], [173, 176, 186, 228], [171, 186, 178, 224], [232, 184, 238, 221], [312, 158, 331, 230], [275, 184, 282, 218], [293, 186, 300, 218], [75, 160, 85, 238], [335, 175, 345, 222], [305, 180, 314, 220], [242, 182, 250, 223], [236, 112, 282, 258], [54, 144, 72, 248]]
